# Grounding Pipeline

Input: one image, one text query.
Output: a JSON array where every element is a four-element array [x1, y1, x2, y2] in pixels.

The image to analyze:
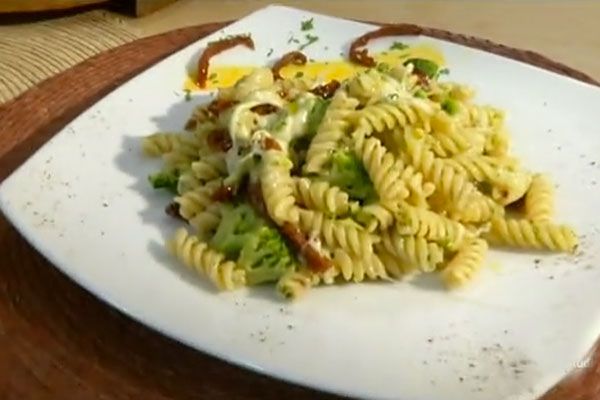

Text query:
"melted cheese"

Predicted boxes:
[[272, 93, 316, 149]]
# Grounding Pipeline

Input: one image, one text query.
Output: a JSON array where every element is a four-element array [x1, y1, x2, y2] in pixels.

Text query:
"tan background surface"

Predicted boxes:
[[133, 0, 600, 81]]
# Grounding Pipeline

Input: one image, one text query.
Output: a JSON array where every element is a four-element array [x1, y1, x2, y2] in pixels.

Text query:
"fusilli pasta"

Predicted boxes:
[[140, 36, 578, 299]]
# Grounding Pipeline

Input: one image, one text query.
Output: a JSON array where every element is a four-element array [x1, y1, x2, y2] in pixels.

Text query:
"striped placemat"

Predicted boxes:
[[0, 10, 138, 104]]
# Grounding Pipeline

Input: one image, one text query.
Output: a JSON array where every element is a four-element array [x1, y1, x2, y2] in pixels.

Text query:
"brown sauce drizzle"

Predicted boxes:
[[349, 25, 421, 67], [196, 35, 255, 88], [272, 51, 307, 80]]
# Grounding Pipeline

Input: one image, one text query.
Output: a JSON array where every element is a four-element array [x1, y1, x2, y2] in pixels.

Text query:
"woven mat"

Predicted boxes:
[[0, 10, 138, 104]]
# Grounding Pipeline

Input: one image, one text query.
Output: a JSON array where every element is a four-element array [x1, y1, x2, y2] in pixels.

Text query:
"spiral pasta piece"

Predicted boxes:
[[356, 202, 395, 232], [465, 104, 505, 130], [440, 238, 488, 288], [332, 248, 388, 282], [484, 128, 510, 157], [353, 134, 409, 202], [276, 269, 320, 300], [380, 230, 444, 272], [399, 165, 436, 208], [142, 132, 182, 157], [524, 174, 554, 221], [162, 148, 196, 170], [177, 170, 201, 194], [304, 90, 359, 173], [450, 192, 504, 223], [377, 247, 409, 279], [294, 177, 356, 216], [485, 217, 578, 253], [347, 68, 396, 104], [175, 179, 222, 221], [191, 154, 227, 182], [405, 132, 475, 211], [395, 204, 472, 250], [167, 228, 246, 290], [189, 202, 223, 238], [446, 154, 531, 206], [260, 150, 299, 225], [353, 98, 434, 134], [298, 209, 377, 256]]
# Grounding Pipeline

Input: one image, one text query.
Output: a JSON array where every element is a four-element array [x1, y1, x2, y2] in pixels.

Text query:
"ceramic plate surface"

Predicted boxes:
[[2, 5, 600, 400]]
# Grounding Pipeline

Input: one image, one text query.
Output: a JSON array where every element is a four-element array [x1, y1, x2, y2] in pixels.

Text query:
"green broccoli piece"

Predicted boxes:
[[441, 98, 461, 115], [238, 225, 296, 285], [210, 203, 263, 259], [148, 169, 179, 193], [403, 58, 439, 79], [209, 203, 297, 285], [390, 41, 409, 51], [325, 150, 377, 202]]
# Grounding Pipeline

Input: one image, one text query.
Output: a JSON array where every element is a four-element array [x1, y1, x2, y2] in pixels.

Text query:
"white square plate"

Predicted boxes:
[[2, 5, 600, 400]]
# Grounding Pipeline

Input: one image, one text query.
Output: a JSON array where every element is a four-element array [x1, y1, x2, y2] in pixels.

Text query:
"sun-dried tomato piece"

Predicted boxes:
[[310, 80, 341, 99], [250, 104, 280, 115], [206, 129, 233, 152]]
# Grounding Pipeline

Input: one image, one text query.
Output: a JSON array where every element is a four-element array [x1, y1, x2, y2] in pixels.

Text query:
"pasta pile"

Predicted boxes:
[[142, 56, 578, 300]]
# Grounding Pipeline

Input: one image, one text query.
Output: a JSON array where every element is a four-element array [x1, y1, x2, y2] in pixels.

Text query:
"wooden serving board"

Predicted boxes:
[[0, 21, 598, 400]]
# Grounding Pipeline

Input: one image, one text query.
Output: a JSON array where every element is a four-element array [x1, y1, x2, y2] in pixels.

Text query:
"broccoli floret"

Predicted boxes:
[[209, 204, 297, 284], [324, 150, 377, 202], [148, 169, 179, 193], [210, 203, 263, 259], [238, 225, 296, 285], [403, 58, 440, 79]]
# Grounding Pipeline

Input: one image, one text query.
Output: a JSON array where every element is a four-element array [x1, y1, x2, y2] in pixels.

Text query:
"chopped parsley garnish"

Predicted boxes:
[[208, 73, 217, 80], [267, 48, 274, 57], [437, 67, 450, 77], [295, 71, 304, 78], [288, 36, 300, 44], [299, 33, 319, 51], [183, 89, 192, 102], [390, 41, 409, 50], [301, 17, 314, 31]]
